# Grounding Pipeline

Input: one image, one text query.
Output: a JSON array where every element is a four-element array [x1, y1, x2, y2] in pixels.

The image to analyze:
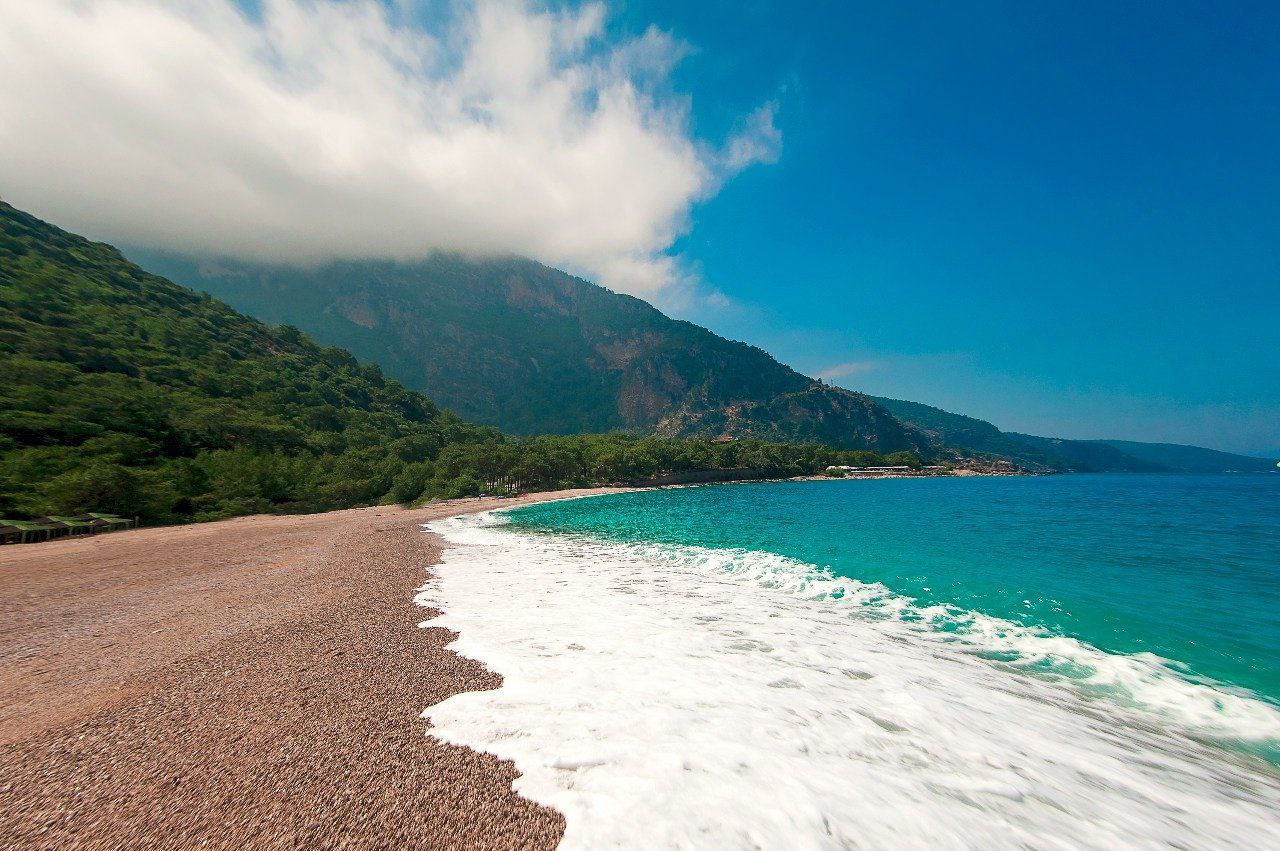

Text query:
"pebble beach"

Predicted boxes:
[[0, 491, 619, 850]]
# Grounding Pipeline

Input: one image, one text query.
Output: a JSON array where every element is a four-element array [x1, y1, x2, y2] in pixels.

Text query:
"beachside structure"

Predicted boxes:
[[0, 521, 58, 545], [826, 465, 913, 473], [76, 512, 135, 532], [0, 519, 78, 544], [35, 516, 96, 538], [0, 512, 135, 544]]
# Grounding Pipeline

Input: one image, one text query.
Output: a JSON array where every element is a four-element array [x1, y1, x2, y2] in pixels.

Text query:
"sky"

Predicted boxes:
[[0, 1, 1275, 454], [625, 0, 1280, 456]]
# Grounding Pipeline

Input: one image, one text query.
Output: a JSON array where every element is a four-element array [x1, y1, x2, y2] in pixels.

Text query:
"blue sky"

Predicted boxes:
[[4, 1, 1275, 454], [614, 1, 1279, 454]]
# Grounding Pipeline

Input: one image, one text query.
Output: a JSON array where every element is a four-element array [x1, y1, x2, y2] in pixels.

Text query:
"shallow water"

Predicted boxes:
[[420, 475, 1280, 848]]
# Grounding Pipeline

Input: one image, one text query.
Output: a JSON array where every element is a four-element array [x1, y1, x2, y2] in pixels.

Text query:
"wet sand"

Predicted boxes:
[[0, 490, 619, 850]]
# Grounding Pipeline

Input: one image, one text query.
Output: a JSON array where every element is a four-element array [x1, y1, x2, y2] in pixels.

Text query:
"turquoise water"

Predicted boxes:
[[507, 474, 1280, 750], [427, 474, 1280, 843]]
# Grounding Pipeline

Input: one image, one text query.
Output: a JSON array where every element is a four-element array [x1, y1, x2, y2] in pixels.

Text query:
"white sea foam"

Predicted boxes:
[[418, 512, 1280, 849]]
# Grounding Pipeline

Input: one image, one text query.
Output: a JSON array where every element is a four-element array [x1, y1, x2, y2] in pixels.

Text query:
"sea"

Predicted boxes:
[[420, 474, 1280, 849]]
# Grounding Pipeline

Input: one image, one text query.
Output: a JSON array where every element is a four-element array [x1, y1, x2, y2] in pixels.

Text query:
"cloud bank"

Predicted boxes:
[[814, 360, 876, 381], [0, 0, 780, 295]]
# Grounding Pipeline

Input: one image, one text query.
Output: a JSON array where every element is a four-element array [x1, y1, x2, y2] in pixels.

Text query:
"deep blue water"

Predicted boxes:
[[507, 475, 1280, 707]]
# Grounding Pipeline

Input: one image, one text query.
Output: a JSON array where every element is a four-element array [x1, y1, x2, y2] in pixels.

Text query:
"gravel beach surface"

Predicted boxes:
[[0, 490, 618, 850]]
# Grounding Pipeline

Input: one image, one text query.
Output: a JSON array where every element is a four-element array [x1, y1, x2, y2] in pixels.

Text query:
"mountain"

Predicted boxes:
[[0, 201, 496, 521], [874, 397, 1276, 474], [869, 397, 1064, 469], [0, 202, 897, 524], [1001, 434, 1169, 473], [128, 251, 925, 454], [1095, 440, 1278, 474]]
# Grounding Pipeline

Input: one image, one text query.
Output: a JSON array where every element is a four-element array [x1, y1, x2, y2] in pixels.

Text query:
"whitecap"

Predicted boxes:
[[418, 512, 1280, 849]]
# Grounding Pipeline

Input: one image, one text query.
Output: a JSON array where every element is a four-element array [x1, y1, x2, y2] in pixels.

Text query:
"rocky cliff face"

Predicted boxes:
[[660, 385, 919, 450], [132, 250, 926, 453]]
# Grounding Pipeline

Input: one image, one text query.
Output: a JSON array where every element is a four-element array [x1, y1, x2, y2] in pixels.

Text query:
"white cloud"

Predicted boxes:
[[815, 360, 877, 381], [0, 0, 780, 296], [723, 102, 782, 171]]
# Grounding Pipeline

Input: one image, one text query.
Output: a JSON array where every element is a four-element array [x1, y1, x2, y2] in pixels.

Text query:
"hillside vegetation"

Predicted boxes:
[[0, 202, 911, 525], [133, 251, 924, 452], [870, 397, 1063, 469], [875, 397, 1274, 473], [1007, 435, 1275, 474]]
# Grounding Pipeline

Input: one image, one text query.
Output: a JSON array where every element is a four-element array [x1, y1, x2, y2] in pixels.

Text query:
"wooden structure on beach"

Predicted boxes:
[[0, 513, 135, 545], [76, 513, 135, 532]]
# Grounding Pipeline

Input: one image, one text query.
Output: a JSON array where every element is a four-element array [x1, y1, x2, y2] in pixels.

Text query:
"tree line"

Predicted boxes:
[[0, 201, 925, 527]]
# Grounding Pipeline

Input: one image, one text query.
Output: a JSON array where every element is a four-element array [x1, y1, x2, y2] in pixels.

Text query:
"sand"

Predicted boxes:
[[0, 489, 620, 850]]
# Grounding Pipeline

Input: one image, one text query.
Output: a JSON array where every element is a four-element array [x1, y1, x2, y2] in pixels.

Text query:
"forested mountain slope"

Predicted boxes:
[[1096, 440, 1276, 473], [1020, 436, 1276, 474], [874, 396, 1274, 473], [0, 201, 496, 521], [133, 251, 924, 453], [0, 202, 895, 524], [869, 397, 1063, 468]]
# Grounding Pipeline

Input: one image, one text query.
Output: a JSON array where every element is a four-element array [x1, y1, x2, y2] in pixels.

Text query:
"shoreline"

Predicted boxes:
[[0, 473, 1016, 849], [0, 488, 626, 850], [4, 476, 1276, 847], [422, 486, 1280, 848]]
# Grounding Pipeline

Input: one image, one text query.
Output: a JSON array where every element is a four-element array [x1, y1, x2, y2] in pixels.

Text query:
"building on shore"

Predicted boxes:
[[0, 513, 135, 544], [76, 513, 135, 532]]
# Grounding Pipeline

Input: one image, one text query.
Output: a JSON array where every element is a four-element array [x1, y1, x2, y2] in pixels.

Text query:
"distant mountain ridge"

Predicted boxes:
[[1, 201, 911, 526], [127, 251, 1267, 473], [131, 251, 924, 453], [873, 397, 1275, 474], [1094, 439, 1277, 474]]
